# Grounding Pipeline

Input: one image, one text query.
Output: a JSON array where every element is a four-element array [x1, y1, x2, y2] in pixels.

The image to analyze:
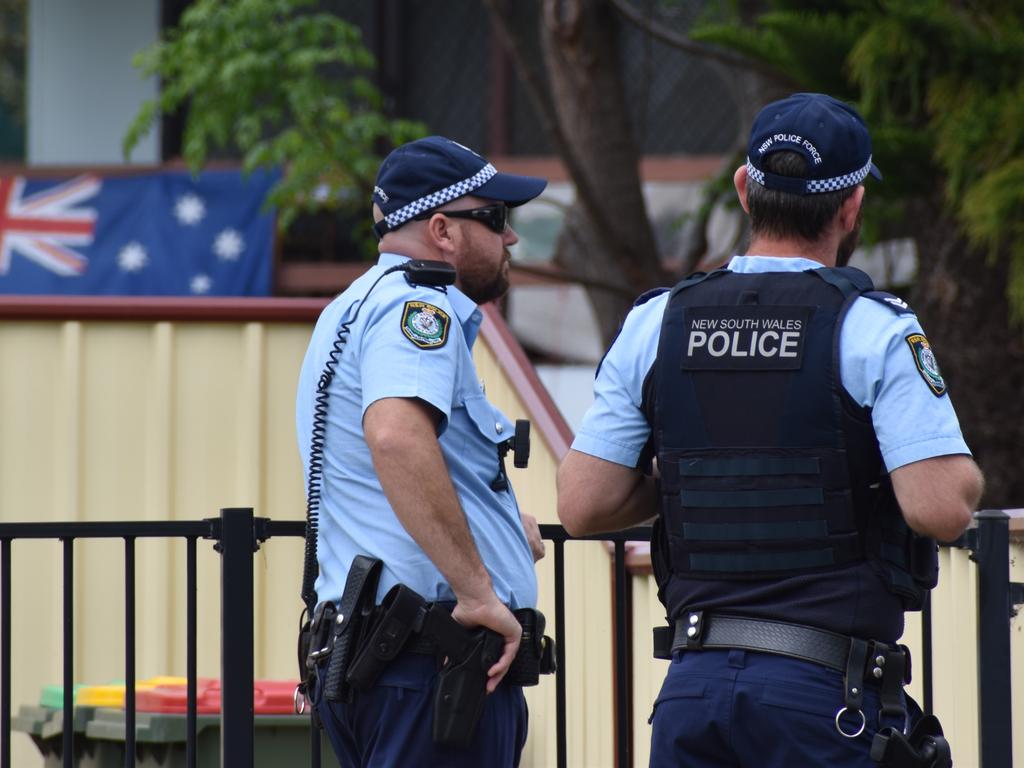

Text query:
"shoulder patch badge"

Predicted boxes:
[[401, 301, 450, 350], [905, 333, 947, 397]]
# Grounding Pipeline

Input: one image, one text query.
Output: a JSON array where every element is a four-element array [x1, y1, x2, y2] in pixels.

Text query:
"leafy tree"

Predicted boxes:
[[488, 0, 1021, 505], [484, 0, 791, 345], [124, 0, 423, 245], [692, 0, 1024, 505], [486, 0, 670, 345]]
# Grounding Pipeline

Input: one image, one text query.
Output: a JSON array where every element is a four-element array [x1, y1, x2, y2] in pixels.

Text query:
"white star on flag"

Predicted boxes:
[[174, 193, 206, 226], [190, 273, 212, 294], [213, 228, 245, 261], [117, 241, 148, 272]]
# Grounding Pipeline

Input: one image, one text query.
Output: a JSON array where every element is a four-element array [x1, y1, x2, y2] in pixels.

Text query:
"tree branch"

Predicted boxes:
[[606, 0, 799, 91], [510, 261, 636, 299], [483, 0, 642, 262]]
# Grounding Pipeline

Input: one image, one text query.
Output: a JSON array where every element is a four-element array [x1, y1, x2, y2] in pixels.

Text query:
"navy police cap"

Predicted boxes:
[[746, 93, 882, 195], [372, 135, 547, 234]]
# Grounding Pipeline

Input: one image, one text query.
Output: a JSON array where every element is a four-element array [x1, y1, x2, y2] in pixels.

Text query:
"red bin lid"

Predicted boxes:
[[253, 680, 303, 715], [135, 679, 302, 715], [136, 679, 220, 714]]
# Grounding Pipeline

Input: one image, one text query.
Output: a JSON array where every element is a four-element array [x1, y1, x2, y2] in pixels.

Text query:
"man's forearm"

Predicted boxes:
[[892, 454, 984, 542], [558, 449, 657, 536], [364, 397, 524, 690], [364, 398, 494, 601]]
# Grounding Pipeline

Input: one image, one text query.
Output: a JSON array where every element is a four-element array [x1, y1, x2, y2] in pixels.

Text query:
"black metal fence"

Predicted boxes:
[[0, 509, 1020, 768]]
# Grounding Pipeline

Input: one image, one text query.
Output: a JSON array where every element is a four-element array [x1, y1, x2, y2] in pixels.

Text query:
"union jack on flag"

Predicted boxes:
[[0, 169, 278, 296], [0, 175, 100, 277]]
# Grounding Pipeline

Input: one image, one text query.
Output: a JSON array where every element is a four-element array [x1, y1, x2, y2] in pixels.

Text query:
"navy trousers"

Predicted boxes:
[[649, 649, 919, 767], [315, 651, 528, 768]]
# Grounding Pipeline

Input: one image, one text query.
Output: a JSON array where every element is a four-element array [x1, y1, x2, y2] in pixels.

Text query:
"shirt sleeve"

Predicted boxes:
[[840, 298, 971, 471], [357, 287, 461, 428], [571, 298, 663, 467]]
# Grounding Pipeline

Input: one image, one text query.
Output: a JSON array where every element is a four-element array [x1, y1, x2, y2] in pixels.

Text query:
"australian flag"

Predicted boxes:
[[0, 168, 278, 296]]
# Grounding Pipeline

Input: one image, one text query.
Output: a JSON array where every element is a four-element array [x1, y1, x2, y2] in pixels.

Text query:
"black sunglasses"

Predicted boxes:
[[412, 202, 509, 234]]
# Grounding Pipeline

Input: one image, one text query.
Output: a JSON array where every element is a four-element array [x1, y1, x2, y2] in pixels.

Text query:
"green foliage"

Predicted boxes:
[[693, 0, 1024, 318], [852, 2, 1024, 318], [124, 0, 425, 242], [694, 10, 860, 97], [691, 22, 793, 72]]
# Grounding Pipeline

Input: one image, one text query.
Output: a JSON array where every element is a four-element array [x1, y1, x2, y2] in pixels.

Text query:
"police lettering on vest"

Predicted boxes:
[[681, 306, 812, 370]]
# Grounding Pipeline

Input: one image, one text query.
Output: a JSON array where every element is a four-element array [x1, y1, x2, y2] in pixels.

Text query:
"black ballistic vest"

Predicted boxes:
[[643, 267, 936, 636]]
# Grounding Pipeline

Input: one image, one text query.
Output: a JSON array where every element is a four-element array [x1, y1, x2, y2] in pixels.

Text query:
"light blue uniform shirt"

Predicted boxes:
[[296, 253, 537, 608], [574, 255, 971, 470]]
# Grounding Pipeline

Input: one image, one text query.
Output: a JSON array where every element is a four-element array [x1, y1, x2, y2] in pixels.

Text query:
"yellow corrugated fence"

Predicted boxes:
[[0, 303, 1019, 767]]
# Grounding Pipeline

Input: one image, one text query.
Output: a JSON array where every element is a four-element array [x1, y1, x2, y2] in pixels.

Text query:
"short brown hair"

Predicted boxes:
[[747, 151, 857, 242]]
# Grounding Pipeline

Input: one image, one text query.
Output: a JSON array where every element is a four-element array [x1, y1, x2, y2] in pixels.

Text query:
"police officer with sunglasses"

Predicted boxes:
[[296, 136, 548, 767]]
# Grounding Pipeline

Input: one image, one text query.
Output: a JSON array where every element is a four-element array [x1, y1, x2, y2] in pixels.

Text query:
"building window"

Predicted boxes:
[[0, 0, 26, 161]]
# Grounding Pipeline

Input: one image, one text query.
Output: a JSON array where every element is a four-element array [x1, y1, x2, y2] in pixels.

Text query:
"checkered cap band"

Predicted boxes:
[[384, 164, 498, 230], [746, 159, 766, 187], [746, 156, 874, 194]]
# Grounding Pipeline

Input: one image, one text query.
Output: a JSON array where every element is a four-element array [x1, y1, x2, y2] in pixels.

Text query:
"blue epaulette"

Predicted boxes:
[[633, 287, 670, 307], [862, 291, 916, 315]]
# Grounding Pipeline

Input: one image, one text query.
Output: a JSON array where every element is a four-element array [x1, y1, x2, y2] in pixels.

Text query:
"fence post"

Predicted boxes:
[[974, 509, 1012, 768], [2, 538, 10, 768], [612, 541, 631, 768], [553, 537, 567, 768], [219, 508, 256, 767]]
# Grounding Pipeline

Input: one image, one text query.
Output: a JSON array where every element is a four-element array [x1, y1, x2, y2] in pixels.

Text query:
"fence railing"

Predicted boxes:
[[0, 509, 1020, 768]]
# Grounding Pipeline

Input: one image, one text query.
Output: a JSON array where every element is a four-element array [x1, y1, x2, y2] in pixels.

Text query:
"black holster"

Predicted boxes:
[[345, 585, 426, 692], [343, 582, 506, 747], [433, 627, 505, 748], [507, 608, 556, 685], [296, 555, 383, 705], [871, 715, 952, 768], [304, 569, 556, 748], [429, 607, 555, 745], [323, 555, 383, 702]]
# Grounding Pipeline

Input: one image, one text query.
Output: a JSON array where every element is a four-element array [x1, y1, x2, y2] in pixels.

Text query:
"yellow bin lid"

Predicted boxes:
[[76, 677, 187, 708]]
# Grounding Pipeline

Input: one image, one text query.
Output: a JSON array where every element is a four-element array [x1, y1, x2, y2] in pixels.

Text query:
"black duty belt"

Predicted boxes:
[[398, 604, 555, 685], [654, 611, 910, 683], [356, 587, 556, 687], [654, 611, 916, 746], [306, 564, 555, 748]]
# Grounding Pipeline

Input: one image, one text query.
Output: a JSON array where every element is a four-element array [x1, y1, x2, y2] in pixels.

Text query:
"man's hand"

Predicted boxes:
[[520, 513, 546, 562], [452, 595, 523, 693]]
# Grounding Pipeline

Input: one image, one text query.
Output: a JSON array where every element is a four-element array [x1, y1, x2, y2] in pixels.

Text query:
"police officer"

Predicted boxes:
[[557, 94, 984, 767], [296, 136, 547, 767]]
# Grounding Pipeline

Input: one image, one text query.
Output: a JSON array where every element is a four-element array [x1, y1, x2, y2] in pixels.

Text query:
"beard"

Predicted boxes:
[[835, 208, 864, 267], [459, 250, 511, 304]]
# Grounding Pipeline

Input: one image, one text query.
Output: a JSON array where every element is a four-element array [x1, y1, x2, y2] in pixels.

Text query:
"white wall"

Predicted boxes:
[[28, 0, 160, 165]]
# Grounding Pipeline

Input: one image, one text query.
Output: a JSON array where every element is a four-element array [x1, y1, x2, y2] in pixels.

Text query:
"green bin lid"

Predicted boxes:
[[39, 684, 83, 709]]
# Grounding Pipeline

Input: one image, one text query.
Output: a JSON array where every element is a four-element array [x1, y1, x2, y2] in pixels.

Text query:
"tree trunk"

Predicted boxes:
[[905, 198, 1024, 508], [540, 0, 669, 344]]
